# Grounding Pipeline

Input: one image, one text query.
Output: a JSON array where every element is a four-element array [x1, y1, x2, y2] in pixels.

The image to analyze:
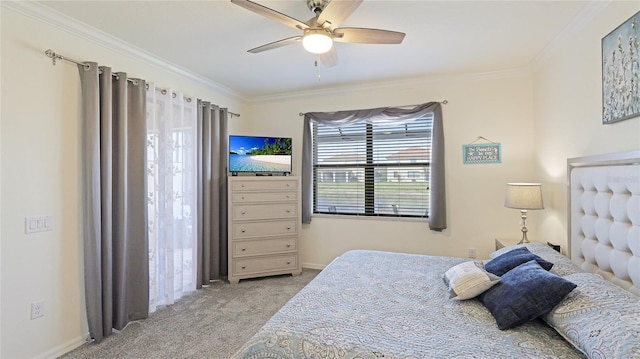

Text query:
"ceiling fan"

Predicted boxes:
[[230, 0, 406, 67]]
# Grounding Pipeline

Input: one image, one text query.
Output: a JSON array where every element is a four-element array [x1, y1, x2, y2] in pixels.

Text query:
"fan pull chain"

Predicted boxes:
[[315, 60, 321, 81]]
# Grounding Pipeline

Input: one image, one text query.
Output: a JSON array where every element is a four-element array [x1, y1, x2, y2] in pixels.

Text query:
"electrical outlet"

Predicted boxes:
[[31, 300, 45, 319], [468, 248, 477, 259]]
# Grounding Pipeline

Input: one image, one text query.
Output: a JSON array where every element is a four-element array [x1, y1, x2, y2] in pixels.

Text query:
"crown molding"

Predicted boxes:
[[1, 1, 532, 104], [4, 0, 603, 104], [253, 1, 613, 103], [2, 1, 247, 102], [530, 0, 612, 69], [249, 67, 532, 103]]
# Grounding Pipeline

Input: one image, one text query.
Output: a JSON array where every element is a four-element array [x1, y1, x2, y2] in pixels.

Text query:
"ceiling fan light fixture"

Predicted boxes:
[[302, 30, 333, 54]]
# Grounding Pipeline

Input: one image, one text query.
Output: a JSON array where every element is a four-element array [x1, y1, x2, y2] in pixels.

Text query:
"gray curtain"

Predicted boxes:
[[301, 102, 447, 231], [78, 63, 149, 342], [196, 101, 228, 286]]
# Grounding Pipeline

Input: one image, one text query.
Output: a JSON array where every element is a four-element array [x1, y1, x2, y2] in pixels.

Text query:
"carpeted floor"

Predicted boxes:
[[59, 269, 320, 359]]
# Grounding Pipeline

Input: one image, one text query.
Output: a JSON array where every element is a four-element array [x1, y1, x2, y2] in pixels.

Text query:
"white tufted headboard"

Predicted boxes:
[[568, 150, 640, 296]]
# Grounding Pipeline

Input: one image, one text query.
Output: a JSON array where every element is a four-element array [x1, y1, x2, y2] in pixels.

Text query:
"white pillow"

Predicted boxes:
[[443, 261, 500, 300]]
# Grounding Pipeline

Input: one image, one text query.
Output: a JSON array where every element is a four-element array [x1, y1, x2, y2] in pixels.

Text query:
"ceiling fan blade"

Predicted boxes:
[[318, 46, 338, 68], [248, 36, 302, 53], [334, 27, 405, 44], [231, 0, 309, 30], [317, 0, 363, 30]]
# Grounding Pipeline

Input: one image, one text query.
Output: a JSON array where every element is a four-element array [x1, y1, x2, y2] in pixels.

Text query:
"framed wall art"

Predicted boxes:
[[462, 137, 501, 165], [463, 143, 501, 164], [601, 10, 639, 124]]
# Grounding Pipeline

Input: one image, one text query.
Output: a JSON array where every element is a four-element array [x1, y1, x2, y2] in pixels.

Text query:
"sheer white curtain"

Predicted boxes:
[[146, 84, 198, 313]]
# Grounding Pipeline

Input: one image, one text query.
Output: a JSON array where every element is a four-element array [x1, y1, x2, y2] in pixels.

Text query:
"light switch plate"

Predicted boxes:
[[25, 215, 53, 234]]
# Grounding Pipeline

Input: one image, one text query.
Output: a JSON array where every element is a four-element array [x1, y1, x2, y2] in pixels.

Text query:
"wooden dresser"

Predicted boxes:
[[227, 176, 301, 284]]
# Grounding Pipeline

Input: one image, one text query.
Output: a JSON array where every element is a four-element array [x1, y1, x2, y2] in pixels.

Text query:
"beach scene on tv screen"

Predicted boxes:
[[229, 136, 292, 172]]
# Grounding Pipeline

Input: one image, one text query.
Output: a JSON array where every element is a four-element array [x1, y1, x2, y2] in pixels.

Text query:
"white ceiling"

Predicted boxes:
[[37, 0, 594, 100]]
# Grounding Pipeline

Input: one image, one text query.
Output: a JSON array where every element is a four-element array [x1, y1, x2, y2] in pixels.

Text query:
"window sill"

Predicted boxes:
[[311, 213, 428, 223]]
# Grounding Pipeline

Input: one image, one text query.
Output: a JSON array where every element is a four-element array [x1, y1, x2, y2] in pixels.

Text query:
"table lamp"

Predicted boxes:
[[504, 183, 544, 244]]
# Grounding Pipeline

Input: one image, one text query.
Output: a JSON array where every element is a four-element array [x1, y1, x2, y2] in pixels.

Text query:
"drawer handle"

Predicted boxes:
[[241, 229, 246, 233], [286, 244, 291, 248], [241, 210, 246, 215], [241, 266, 246, 269], [287, 261, 291, 265], [286, 195, 290, 198], [286, 209, 291, 213], [241, 196, 245, 200], [241, 248, 246, 251], [241, 184, 245, 188]]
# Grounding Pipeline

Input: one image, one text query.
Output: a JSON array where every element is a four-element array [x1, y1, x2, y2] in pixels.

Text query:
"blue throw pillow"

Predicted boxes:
[[478, 260, 577, 330], [485, 246, 553, 276]]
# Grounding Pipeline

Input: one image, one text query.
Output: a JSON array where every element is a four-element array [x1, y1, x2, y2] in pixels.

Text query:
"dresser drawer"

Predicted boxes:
[[228, 177, 301, 284], [231, 191, 297, 203], [232, 238, 297, 257], [232, 203, 297, 221], [231, 180, 297, 191], [232, 220, 297, 239], [233, 255, 297, 275]]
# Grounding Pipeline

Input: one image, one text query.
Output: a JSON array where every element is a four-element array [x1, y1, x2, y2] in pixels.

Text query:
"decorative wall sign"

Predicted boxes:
[[463, 142, 501, 165], [602, 10, 640, 124]]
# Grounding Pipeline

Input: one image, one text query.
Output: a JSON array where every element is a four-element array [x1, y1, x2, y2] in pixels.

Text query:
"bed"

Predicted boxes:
[[232, 150, 640, 359]]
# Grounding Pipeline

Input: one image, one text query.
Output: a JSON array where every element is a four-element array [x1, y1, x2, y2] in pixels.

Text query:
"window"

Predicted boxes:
[[312, 116, 432, 218]]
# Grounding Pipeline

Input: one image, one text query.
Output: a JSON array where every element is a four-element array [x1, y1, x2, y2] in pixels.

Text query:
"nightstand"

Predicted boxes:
[[546, 242, 561, 253], [494, 238, 561, 253], [494, 238, 520, 250]]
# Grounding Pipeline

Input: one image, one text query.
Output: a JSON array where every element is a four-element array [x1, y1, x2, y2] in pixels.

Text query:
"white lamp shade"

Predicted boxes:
[[302, 30, 333, 54], [504, 183, 544, 210]]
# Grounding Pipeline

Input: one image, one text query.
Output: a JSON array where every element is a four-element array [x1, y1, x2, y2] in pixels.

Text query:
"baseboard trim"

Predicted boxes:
[[301, 263, 326, 270], [36, 333, 89, 359]]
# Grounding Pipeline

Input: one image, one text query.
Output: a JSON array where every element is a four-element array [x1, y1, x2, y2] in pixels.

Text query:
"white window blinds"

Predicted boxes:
[[312, 116, 433, 217]]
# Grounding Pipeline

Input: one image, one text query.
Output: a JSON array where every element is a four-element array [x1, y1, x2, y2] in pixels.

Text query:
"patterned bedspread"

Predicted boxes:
[[232, 250, 584, 358]]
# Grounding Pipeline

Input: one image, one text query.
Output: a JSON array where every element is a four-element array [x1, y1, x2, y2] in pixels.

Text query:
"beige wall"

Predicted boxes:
[[2, 1, 639, 358], [249, 72, 538, 268], [532, 1, 640, 251], [0, 7, 247, 358]]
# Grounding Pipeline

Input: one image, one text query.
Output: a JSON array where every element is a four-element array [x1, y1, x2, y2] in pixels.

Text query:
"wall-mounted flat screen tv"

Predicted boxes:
[[229, 135, 292, 174]]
